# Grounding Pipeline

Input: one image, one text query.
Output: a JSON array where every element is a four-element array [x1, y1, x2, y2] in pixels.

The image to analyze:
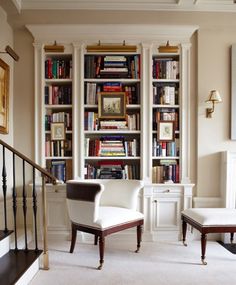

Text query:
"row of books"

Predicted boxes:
[[153, 83, 178, 105], [46, 159, 72, 182], [45, 139, 72, 157], [45, 58, 72, 79], [153, 108, 179, 130], [153, 58, 179, 80], [85, 82, 140, 105], [84, 137, 139, 157], [45, 111, 72, 131], [84, 55, 140, 79], [84, 162, 140, 179], [45, 85, 72, 105], [84, 112, 140, 131], [153, 138, 180, 157], [152, 160, 180, 183]]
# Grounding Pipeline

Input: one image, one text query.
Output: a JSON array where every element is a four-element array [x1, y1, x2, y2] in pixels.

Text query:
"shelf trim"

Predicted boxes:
[[85, 156, 141, 160]]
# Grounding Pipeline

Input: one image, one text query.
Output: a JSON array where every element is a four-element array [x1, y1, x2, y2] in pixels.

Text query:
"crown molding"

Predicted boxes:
[[21, 0, 236, 13], [26, 24, 198, 44]]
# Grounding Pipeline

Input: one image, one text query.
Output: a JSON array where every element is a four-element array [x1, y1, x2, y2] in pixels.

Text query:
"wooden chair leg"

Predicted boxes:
[[69, 223, 77, 253], [182, 219, 187, 246], [94, 235, 98, 245], [98, 236, 105, 270], [135, 225, 142, 253], [230, 232, 234, 244], [201, 233, 207, 265]]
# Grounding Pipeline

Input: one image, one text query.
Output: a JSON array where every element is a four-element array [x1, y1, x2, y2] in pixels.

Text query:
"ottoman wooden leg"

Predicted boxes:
[[94, 235, 98, 245], [201, 233, 207, 265], [230, 233, 234, 244], [182, 219, 187, 246]]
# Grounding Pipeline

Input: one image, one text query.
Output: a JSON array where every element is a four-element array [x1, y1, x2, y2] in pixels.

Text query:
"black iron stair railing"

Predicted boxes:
[[0, 139, 57, 269]]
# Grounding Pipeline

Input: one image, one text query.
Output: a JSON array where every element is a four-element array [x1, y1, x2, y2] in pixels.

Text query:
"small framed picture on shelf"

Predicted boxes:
[[98, 92, 126, 119], [51, 122, 65, 141], [158, 121, 175, 141]]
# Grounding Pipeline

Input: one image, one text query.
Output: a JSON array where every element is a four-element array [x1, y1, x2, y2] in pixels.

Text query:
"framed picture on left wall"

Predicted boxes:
[[0, 58, 9, 134]]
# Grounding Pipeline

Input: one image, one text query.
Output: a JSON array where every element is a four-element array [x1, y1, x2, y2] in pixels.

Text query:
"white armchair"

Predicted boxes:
[[66, 179, 144, 269]]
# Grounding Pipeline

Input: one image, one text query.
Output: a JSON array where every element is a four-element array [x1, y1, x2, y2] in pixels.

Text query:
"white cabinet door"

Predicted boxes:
[[152, 196, 181, 231]]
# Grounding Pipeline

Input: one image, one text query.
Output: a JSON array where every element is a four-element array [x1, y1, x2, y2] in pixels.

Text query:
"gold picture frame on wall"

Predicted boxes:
[[0, 58, 9, 134]]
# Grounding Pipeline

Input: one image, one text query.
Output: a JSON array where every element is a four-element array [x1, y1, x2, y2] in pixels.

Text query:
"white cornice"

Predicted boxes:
[[21, 0, 236, 12], [26, 24, 198, 44], [11, 0, 22, 13]]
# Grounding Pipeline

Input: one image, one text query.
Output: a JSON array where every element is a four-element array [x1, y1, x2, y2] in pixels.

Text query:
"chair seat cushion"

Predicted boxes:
[[182, 208, 236, 226], [83, 206, 144, 230]]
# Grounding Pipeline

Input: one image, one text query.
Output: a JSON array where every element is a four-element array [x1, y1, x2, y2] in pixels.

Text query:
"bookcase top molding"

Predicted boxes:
[[26, 24, 198, 44]]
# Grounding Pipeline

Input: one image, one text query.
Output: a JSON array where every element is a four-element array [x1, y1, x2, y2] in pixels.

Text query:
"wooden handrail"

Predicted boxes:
[[0, 139, 57, 184]]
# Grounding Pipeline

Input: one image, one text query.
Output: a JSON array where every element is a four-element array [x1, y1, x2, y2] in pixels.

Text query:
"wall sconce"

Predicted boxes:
[[0, 45, 19, 61], [205, 90, 222, 118]]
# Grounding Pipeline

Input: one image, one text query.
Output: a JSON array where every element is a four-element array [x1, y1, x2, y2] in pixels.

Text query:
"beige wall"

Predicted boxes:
[[0, 6, 14, 144], [0, 7, 14, 193], [6, 10, 236, 198]]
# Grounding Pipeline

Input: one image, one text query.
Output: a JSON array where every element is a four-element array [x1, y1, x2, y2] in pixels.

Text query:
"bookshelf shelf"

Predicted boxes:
[[85, 156, 141, 160], [45, 105, 72, 109], [84, 130, 141, 134]]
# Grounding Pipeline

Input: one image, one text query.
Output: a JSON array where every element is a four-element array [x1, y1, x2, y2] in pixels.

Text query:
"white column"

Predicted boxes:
[[141, 42, 152, 183], [33, 42, 44, 166], [180, 43, 191, 183], [72, 42, 84, 179]]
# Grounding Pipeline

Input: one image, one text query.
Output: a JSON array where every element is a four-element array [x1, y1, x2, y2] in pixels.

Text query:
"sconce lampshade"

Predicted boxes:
[[206, 90, 222, 103], [205, 90, 222, 118]]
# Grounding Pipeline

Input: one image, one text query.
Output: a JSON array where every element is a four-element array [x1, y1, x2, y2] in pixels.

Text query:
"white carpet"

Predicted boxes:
[[30, 238, 236, 285]]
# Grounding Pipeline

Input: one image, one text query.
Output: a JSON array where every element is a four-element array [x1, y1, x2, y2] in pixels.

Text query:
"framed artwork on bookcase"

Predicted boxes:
[[51, 122, 65, 141], [98, 92, 126, 119], [158, 121, 175, 142]]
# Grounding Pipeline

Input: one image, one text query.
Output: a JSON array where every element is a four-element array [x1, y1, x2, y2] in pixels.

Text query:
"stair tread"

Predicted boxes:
[[0, 230, 13, 241], [0, 249, 43, 285]]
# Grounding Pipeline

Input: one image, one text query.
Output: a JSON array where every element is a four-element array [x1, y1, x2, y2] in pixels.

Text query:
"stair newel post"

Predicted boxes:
[[42, 175, 49, 270], [2, 146, 8, 233], [22, 160, 28, 250], [32, 167, 38, 251], [12, 153, 18, 250]]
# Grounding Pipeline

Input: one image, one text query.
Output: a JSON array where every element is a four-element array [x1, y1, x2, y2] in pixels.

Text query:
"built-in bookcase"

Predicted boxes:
[[29, 24, 197, 240], [151, 53, 180, 184], [83, 53, 141, 179], [43, 52, 73, 182]]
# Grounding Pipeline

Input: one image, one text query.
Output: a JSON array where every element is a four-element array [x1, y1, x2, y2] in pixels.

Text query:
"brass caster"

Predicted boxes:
[[183, 241, 187, 247], [201, 259, 207, 265], [97, 263, 103, 270]]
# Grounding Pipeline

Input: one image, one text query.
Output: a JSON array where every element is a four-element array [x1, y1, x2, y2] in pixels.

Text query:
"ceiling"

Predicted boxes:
[[6, 0, 236, 13]]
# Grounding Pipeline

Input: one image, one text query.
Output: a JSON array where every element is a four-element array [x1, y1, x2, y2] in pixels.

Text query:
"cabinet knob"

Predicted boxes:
[[153, 200, 157, 203], [55, 189, 59, 193], [165, 189, 170, 193]]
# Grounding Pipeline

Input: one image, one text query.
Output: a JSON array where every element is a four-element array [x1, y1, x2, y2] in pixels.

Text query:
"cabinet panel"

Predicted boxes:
[[152, 197, 180, 230]]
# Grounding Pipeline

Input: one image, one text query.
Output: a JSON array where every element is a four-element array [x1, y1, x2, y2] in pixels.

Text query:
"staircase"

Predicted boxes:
[[0, 139, 57, 284]]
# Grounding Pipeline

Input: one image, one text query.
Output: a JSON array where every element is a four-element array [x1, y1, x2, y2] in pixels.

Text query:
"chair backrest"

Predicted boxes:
[[86, 179, 144, 210], [66, 181, 104, 225]]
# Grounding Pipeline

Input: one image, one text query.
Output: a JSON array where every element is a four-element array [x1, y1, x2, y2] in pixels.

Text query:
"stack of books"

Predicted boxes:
[[100, 56, 128, 78]]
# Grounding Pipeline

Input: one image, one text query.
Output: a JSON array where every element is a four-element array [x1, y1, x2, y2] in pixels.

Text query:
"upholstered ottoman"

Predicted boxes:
[[181, 208, 236, 265]]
